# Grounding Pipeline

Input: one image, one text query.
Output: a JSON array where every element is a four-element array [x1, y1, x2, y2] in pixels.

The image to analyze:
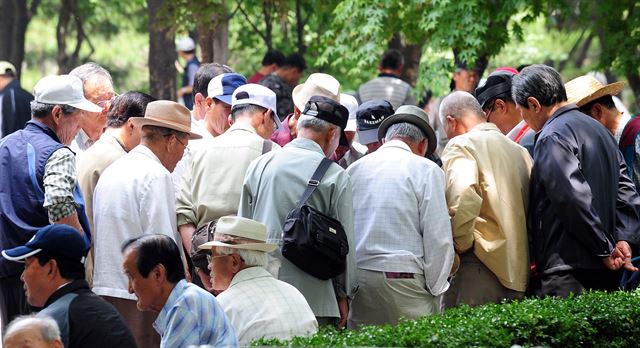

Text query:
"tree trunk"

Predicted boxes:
[[263, 0, 273, 50], [147, 0, 176, 100], [212, 16, 229, 64], [388, 33, 423, 87], [0, 0, 38, 79], [197, 25, 214, 63], [295, 0, 305, 55]]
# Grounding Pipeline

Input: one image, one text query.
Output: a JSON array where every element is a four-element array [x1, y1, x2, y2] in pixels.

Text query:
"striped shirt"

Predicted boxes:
[[153, 279, 238, 348], [357, 74, 416, 110]]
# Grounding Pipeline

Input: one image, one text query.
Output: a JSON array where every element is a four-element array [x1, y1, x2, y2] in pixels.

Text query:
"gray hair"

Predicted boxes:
[[69, 62, 113, 85], [141, 125, 188, 142], [439, 91, 485, 121], [216, 246, 268, 268], [30, 100, 77, 118], [230, 104, 267, 122], [384, 122, 426, 143], [4, 315, 61, 343]]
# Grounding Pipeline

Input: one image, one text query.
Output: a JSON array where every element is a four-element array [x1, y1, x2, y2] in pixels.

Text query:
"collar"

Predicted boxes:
[[379, 139, 412, 152], [228, 267, 272, 288], [131, 144, 163, 165], [154, 279, 187, 334], [541, 103, 578, 130], [75, 129, 93, 149], [104, 132, 128, 152], [378, 72, 401, 79], [287, 137, 325, 156], [44, 279, 89, 308], [469, 122, 501, 133], [227, 121, 258, 135], [26, 120, 63, 144]]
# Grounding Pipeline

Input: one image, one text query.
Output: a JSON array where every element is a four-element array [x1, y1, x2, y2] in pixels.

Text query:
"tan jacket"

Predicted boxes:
[[442, 122, 532, 292]]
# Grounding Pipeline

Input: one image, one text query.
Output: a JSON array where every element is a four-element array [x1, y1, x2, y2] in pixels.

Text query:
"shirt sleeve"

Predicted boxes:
[[420, 166, 455, 296], [614, 150, 640, 247], [536, 134, 615, 256], [160, 307, 201, 348], [441, 141, 482, 253], [43, 147, 79, 223]]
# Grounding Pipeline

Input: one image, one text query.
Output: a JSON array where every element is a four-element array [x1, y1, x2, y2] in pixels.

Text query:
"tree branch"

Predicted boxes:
[[237, 0, 268, 45], [27, 0, 42, 22]]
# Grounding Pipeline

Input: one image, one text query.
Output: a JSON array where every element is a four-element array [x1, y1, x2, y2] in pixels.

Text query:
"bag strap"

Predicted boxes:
[[294, 158, 333, 211], [262, 139, 273, 154]]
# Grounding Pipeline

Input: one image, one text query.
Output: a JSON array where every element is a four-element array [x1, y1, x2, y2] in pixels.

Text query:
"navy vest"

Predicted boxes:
[[0, 121, 91, 277]]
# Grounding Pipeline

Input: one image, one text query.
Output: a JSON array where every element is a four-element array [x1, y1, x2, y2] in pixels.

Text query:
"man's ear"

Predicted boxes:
[[527, 97, 541, 112], [591, 103, 605, 121], [194, 93, 205, 105], [205, 96, 214, 109], [153, 264, 167, 282], [47, 259, 58, 278], [495, 99, 507, 113]]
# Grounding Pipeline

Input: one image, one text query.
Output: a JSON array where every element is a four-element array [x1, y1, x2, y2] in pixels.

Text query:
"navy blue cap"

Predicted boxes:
[[207, 73, 247, 105], [475, 70, 515, 109], [1, 224, 89, 263], [356, 99, 394, 145]]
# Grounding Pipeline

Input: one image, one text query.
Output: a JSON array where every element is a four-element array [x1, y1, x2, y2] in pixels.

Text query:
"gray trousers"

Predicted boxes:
[[348, 269, 439, 328], [442, 252, 523, 310]]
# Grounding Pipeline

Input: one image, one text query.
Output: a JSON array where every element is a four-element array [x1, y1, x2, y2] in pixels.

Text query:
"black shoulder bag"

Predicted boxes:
[[281, 158, 349, 280]]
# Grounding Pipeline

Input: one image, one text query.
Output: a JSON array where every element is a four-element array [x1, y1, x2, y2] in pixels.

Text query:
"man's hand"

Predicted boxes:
[[336, 297, 349, 330], [602, 241, 638, 271]]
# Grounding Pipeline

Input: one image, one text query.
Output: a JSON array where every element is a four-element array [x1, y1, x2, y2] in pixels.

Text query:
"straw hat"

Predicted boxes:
[[131, 100, 202, 139], [198, 216, 277, 253], [565, 75, 625, 107]]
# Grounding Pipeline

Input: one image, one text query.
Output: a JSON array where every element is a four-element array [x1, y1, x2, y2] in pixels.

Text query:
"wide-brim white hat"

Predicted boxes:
[[199, 216, 277, 253], [292, 73, 340, 111]]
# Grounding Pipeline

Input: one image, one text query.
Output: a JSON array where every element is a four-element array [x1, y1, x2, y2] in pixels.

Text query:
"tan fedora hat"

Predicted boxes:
[[131, 100, 202, 139], [292, 73, 340, 111], [565, 75, 625, 107], [198, 216, 277, 253]]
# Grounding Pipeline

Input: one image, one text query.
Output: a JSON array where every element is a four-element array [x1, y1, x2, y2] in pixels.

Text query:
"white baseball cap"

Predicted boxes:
[[33, 75, 102, 113], [232, 84, 283, 131], [340, 93, 359, 132], [176, 37, 195, 52]]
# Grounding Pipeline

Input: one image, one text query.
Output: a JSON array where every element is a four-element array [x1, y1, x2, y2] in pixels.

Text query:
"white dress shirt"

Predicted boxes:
[[346, 139, 454, 296], [216, 267, 318, 346], [92, 144, 182, 300]]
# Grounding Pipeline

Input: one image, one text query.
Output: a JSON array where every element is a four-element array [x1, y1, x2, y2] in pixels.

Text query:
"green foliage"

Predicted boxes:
[[253, 290, 640, 347]]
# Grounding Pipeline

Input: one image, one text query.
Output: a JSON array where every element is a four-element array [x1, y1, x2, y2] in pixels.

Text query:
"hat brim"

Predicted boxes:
[[131, 117, 203, 140], [198, 241, 278, 253], [573, 81, 625, 107], [214, 95, 233, 105], [377, 113, 437, 156], [68, 99, 103, 113], [1, 247, 42, 262], [292, 84, 342, 112], [357, 128, 379, 145]]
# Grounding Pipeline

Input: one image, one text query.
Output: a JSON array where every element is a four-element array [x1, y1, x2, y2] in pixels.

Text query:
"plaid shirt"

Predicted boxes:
[[43, 147, 79, 223]]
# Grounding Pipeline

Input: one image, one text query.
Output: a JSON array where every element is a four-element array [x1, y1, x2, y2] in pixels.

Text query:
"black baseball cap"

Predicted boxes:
[[475, 70, 516, 109], [302, 96, 350, 146]]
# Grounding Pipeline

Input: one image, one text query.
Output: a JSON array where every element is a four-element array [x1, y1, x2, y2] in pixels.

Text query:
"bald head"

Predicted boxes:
[[440, 91, 486, 138], [3, 315, 63, 348]]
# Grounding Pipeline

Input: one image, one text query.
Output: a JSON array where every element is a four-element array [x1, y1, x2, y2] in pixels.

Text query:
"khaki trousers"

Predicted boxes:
[[442, 252, 523, 310], [348, 269, 439, 328], [103, 296, 161, 348]]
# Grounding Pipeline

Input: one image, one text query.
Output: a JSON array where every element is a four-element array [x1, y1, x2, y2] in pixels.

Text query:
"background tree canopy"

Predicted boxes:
[[1, 0, 638, 112]]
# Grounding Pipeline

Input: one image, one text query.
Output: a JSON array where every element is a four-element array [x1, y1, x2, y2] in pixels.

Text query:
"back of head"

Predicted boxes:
[[0, 61, 17, 79], [4, 315, 62, 347], [380, 49, 404, 70], [282, 53, 307, 71], [107, 91, 156, 128], [69, 62, 113, 86], [475, 70, 515, 109], [193, 63, 233, 97], [262, 50, 285, 67], [121, 234, 185, 284], [512, 64, 567, 108], [440, 91, 486, 121]]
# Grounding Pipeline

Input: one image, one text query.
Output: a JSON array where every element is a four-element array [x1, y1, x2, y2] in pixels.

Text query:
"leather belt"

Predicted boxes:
[[385, 272, 414, 279]]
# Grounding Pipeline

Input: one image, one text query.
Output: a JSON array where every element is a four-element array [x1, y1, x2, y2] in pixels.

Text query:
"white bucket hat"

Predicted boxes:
[[199, 216, 277, 253], [33, 75, 102, 113], [291, 73, 340, 111]]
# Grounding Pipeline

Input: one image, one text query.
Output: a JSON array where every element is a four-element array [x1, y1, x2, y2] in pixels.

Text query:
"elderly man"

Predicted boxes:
[[92, 100, 201, 347], [512, 64, 640, 297], [199, 216, 317, 345], [76, 92, 155, 285], [439, 91, 532, 308], [239, 96, 356, 328], [355, 99, 395, 154], [475, 68, 535, 156], [177, 84, 280, 280], [69, 63, 116, 153], [0, 61, 33, 138], [271, 73, 341, 147], [0, 74, 100, 328], [1, 224, 136, 347], [3, 316, 63, 348], [346, 105, 453, 327], [122, 234, 237, 348], [260, 53, 306, 120], [357, 50, 416, 109]]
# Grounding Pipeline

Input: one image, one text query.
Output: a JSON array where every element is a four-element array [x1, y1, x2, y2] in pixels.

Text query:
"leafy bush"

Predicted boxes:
[[253, 290, 640, 347]]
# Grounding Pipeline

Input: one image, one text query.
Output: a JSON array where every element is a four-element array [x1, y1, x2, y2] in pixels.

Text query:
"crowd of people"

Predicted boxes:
[[0, 44, 639, 347]]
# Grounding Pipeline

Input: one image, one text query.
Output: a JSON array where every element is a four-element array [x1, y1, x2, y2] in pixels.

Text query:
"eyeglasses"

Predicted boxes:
[[96, 94, 118, 109], [483, 101, 496, 122], [206, 253, 235, 263]]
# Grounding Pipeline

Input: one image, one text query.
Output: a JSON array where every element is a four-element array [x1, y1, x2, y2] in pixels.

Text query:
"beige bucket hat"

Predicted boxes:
[[565, 75, 625, 107], [131, 100, 202, 139], [292, 73, 340, 111], [198, 216, 277, 253]]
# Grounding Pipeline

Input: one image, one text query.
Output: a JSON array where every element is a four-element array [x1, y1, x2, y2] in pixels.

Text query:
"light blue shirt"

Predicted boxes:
[[153, 279, 238, 348]]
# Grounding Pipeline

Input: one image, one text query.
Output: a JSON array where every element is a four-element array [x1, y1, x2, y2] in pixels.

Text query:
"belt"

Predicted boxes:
[[385, 272, 414, 279]]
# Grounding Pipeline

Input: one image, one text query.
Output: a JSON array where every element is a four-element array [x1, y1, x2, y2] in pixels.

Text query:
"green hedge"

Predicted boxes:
[[253, 290, 640, 347]]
